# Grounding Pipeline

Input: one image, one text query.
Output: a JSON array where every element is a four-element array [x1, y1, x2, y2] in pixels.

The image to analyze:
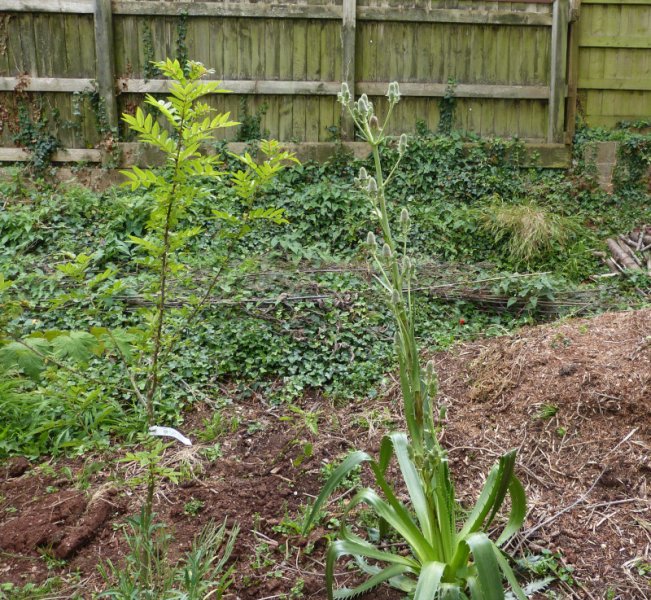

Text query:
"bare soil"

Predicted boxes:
[[1, 308, 649, 599]]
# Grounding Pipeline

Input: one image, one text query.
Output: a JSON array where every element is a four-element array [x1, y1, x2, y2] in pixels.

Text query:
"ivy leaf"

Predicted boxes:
[[50, 331, 100, 364]]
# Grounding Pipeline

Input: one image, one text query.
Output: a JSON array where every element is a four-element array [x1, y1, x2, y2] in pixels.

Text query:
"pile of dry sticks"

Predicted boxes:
[[603, 226, 651, 275]]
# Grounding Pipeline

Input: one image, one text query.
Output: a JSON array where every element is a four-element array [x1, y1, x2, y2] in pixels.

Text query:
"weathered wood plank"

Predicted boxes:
[[94, 0, 118, 131], [0, 147, 102, 161], [341, 0, 356, 139], [582, 0, 650, 4], [579, 35, 651, 48], [0, 1, 554, 27], [548, 0, 570, 143], [579, 77, 651, 91], [112, 2, 342, 19], [0, 77, 553, 101], [291, 19, 307, 140], [277, 21, 293, 140], [0, 141, 572, 168], [565, 10, 580, 143], [124, 79, 343, 95], [358, 81, 550, 99], [0, 0, 93, 12], [0, 77, 94, 92], [357, 6, 552, 25]]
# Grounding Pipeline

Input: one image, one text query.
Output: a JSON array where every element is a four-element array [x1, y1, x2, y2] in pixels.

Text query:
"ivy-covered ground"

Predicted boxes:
[[0, 130, 650, 598]]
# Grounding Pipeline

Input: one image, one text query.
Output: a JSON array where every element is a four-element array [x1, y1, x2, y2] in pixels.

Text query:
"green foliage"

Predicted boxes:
[[613, 134, 651, 195], [437, 79, 457, 135], [99, 509, 238, 599], [478, 199, 579, 266], [12, 102, 61, 173], [490, 273, 564, 314], [175, 12, 190, 76], [303, 83, 530, 599], [142, 23, 161, 80], [236, 98, 269, 142]]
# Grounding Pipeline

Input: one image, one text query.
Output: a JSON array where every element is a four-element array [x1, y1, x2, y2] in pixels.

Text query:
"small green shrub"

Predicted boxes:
[[99, 510, 238, 599]]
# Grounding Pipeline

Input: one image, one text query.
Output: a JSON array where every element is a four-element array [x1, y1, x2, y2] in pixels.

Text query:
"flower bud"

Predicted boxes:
[[402, 255, 412, 275], [369, 115, 379, 130], [425, 360, 435, 381], [382, 243, 392, 259], [366, 231, 377, 253], [338, 82, 351, 106], [357, 94, 374, 119], [367, 177, 378, 194], [358, 166, 368, 181], [386, 82, 401, 105], [398, 133, 408, 155], [391, 289, 402, 305], [400, 207, 410, 232]]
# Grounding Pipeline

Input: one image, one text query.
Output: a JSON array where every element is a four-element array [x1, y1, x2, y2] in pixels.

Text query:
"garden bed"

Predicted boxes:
[[1, 308, 649, 599]]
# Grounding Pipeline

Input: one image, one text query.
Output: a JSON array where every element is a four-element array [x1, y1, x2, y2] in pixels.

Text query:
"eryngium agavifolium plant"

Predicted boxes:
[[302, 83, 529, 600]]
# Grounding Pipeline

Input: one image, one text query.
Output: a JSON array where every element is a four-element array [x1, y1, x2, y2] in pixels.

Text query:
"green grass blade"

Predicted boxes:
[[326, 539, 411, 600], [345, 488, 434, 563], [339, 528, 419, 569], [466, 533, 505, 600], [389, 432, 434, 545], [302, 450, 372, 534], [433, 456, 457, 562], [493, 547, 528, 600], [413, 562, 446, 600], [496, 475, 526, 547], [459, 450, 516, 538], [484, 450, 517, 529]]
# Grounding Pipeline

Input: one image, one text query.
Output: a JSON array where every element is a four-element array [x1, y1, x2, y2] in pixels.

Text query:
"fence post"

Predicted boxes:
[[94, 0, 118, 136], [548, 0, 570, 144], [564, 0, 581, 144], [341, 0, 356, 140]]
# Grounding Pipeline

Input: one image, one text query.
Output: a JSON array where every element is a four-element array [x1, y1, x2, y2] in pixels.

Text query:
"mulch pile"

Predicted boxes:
[[0, 308, 649, 599]]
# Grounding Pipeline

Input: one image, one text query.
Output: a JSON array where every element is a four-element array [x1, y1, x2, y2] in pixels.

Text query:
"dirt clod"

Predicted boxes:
[[4, 456, 30, 478]]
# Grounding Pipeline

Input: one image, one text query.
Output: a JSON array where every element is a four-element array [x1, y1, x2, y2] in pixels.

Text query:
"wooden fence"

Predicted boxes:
[[577, 0, 651, 128], [0, 0, 647, 166]]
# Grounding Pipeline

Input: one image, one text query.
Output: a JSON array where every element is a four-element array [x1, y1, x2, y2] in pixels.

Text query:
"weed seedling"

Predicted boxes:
[[183, 498, 205, 517]]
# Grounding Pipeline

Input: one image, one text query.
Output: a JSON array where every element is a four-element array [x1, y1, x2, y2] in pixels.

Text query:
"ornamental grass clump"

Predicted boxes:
[[303, 83, 529, 599]]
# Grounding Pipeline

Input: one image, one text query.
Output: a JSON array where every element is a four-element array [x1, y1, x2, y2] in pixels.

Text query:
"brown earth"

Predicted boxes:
[[0, 308, 649, 599]]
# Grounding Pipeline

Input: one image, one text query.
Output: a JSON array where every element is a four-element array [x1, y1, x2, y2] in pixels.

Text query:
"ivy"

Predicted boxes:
[[12, 102, 61, 174]]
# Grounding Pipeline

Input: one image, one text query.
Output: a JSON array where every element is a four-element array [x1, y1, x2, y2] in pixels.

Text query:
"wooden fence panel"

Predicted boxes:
[[0, 0, 608, 164], [578, 0, 651, 127]]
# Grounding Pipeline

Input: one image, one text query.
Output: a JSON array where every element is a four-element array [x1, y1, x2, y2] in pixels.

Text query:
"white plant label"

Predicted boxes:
[[149, 425, 192, 446]]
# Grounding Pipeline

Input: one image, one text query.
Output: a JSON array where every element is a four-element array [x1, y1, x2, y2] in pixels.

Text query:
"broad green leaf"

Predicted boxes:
[[50, 331, 100, 363], [496, 475, 526, 547], [345, 488, 434, 563], [389, 432, 434, 546], [0, 338, 51, 379], [413, 562, 446, 600], [466, 534, 504, 600], [459, 450, 516, 539]]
